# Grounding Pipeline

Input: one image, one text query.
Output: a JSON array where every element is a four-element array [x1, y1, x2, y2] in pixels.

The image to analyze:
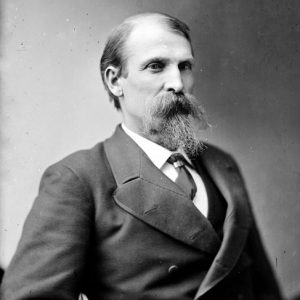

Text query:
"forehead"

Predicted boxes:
[[124, 20, 193, 63]]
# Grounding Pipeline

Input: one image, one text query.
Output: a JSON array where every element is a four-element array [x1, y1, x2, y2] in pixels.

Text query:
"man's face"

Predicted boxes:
[[118, 21, 195, 135]]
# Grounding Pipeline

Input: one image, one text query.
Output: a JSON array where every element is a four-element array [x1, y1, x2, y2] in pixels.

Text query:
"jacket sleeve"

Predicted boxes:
[[0, 163, 93, 300], [230, 152, 283, 300], [247, 218, 283, 300]]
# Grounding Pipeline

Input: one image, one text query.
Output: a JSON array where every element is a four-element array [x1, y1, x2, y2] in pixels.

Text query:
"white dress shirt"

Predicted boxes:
[[122, 124, 208, 217]]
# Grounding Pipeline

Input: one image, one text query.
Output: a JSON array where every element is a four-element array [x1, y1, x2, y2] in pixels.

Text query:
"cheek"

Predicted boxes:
[[121, 74, 164, 113], [183, 75, 194, 93], [123, 76, 153, 97]]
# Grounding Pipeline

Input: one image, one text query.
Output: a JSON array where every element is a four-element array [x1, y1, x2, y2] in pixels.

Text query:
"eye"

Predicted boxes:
[[179, 61, 193, 71], [146, 62, 164, 72]]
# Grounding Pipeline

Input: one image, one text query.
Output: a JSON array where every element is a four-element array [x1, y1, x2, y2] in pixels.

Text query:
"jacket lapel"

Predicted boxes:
[[194, 147, 252, 298], [104, 125, 220, 255]]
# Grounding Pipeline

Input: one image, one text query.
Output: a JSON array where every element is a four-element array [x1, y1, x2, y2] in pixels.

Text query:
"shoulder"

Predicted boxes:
[[198, 143, 248, 195], [200, 143, 239, 170], [41, 140, 114, 194], [56, 141, 107, 173]]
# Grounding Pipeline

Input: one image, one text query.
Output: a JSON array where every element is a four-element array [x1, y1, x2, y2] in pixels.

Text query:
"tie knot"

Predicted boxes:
[[167, 153, 188, 169]]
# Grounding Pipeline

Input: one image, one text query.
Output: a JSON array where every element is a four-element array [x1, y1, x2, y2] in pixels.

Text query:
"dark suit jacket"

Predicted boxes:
[[0, 125, 282, 300]]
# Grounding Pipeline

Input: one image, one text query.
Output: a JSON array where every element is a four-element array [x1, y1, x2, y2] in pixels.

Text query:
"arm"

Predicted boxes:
[[0, 163, 93, 300], [247, 219, 283, 300], [224, 149, 283, 299]]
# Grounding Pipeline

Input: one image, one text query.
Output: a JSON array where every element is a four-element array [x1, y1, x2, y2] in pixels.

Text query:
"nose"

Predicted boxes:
[[164, 66, 184, 93]]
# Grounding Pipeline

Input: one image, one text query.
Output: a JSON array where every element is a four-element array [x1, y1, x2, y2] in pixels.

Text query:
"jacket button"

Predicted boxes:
[[168, 265, 179, 274]]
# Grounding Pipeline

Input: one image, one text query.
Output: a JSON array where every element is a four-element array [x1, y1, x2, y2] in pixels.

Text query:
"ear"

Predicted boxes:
[[104, 66, 123, 97]]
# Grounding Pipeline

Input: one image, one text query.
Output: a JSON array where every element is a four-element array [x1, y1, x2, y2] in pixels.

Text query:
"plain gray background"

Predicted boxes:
[[1, 1, 299, 298]]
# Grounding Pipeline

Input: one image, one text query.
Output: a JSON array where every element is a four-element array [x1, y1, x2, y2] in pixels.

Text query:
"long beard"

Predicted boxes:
[[142, 92, 210, 158]]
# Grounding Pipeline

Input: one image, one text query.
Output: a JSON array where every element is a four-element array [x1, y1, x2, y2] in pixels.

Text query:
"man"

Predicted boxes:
[[1, 13, 282, 300]]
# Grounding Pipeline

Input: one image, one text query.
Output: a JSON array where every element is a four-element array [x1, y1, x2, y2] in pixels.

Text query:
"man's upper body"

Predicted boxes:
[[0, 12, 283, 300], [0, 125, 282, 300]]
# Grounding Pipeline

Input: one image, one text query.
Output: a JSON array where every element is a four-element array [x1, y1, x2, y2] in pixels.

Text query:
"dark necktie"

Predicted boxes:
[[167, 153, 197, 200]]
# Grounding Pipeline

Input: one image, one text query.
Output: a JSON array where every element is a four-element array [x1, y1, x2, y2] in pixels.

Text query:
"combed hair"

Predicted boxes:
[[100, 13, 192, 110]]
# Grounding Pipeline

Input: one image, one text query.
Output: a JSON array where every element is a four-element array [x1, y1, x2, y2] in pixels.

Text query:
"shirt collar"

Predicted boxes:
[[121, 123, 192, 169]]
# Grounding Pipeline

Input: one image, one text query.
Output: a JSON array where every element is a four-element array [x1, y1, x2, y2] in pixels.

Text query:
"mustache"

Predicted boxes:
[[148, 92, 201, 119]]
